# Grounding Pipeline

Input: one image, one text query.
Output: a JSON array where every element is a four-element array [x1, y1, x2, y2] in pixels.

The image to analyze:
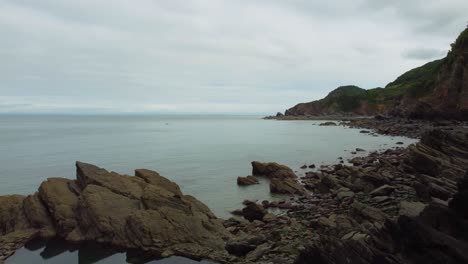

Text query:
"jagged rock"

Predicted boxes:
[[270, 178, 305, 195], [237, 176, 259, 186], [251, 161, 296, 179], [39, 178, 79, 235], [134, 169, 182, 196], [242, 203, 266, 222], [0, 162, 229, 262]]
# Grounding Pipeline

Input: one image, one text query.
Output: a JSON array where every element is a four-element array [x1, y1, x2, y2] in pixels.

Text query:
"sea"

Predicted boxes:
[[0, 114, 417, 263]]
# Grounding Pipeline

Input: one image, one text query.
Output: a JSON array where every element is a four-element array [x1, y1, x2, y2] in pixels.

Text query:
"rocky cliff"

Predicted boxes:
[[283, 27, 468, 120]]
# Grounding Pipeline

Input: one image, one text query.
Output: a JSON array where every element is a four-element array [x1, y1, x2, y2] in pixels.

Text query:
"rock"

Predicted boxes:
[[225, 234, 266, 256], [300, 165, 307, 169], [355, 148, 366, 152], [262, 213, 277, 223], [341, 231, 368, 241], [369, 184, 395, 197], [396, 142, 404, 145], [398, 201, 427, 217], [309, 164, 316, 169], [237, 176, 259, 186], [230, 209, 244, 216], [0, 162, 229, 262], [242, 203, 266, 222], [270, 178, 305, 195], [372, 196, 391, 204], [276, 112, 284, 117], [0, 195, 29, 235], [319, 122, 337, 126], [38, 178, 79, 235], [134, 169, 182, 196], [336, 191, 355, 200], [251, 161, 296, 179]]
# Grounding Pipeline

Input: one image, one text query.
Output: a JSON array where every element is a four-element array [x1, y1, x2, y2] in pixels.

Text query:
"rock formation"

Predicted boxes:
[[237, 176, 259, 186], [276, 27, 468, 121], [0, 162, 229, 262]]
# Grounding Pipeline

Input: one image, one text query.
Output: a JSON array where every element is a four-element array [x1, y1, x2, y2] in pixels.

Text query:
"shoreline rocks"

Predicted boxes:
[[0, 162, 230, 263]]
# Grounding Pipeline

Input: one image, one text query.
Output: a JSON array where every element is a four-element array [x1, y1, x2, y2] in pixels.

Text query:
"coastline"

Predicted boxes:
[[223, 118, 468, 263], [1, 117, 468, 264]]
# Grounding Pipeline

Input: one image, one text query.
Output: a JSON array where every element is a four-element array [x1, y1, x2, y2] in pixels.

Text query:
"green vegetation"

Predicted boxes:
[[384, 59, 444, 97], [289, 27, 468, 115], [316, 58, 445, 113]]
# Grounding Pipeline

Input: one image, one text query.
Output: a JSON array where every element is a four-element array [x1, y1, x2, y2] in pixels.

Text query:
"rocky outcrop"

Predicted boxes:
[[251, 161, 305, 195], [0, 162, 229, 262], [251, 161, 296, 179], [237, 176, 259, 186]]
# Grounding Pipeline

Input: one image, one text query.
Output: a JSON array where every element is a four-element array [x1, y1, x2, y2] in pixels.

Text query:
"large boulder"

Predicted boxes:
[[251, 161, 296, 179], [0, 162, 229, 262]]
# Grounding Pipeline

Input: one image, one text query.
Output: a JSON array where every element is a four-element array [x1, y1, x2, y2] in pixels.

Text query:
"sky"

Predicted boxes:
[[1, 0, 467, 114]]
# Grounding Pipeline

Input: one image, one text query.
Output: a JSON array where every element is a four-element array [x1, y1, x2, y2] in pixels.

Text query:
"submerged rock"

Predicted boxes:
[[0, 162, 229, 262]]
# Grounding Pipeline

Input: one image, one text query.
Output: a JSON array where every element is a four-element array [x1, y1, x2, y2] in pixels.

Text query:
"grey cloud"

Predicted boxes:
[[0, 0, 467, 113]]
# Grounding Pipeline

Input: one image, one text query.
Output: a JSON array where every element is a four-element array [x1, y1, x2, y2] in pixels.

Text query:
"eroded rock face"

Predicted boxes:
[[0, 162, 229, 262]]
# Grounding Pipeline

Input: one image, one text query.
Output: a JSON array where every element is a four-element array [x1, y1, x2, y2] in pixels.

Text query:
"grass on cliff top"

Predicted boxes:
[[318, 58, 444, 112]]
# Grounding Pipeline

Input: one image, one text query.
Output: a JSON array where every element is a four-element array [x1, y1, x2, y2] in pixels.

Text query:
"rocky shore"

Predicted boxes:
[[224, 122, 468, 264], [1, 119, 468, 264]]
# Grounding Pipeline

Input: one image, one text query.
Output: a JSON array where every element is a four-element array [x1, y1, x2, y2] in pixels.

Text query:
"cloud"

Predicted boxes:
[[0, 0, 467, 113]]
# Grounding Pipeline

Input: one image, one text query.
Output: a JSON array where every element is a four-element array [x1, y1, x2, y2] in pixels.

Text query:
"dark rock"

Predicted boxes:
[[237, 176, 259, 186], [242, 203, 266, 222], [319, 122, 337, 126], [251, 161, 296, 179]]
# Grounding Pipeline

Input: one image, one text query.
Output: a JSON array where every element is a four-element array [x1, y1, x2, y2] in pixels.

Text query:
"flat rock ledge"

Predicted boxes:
[[0, 162, 230, 263]]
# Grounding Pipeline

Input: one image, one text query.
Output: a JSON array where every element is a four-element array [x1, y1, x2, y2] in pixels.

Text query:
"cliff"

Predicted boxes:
[[283, 27, 468, 120]]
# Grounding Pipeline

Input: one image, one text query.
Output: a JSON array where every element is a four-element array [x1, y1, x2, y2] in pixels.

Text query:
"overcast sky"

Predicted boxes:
[[1, 0, 467, 114]]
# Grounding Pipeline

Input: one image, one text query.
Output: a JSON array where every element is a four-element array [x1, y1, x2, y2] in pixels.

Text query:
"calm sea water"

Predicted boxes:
[[1, 114, 416, 263]]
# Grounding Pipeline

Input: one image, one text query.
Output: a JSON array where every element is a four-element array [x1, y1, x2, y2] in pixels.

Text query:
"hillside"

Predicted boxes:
[[283, 27, 468, 120]]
